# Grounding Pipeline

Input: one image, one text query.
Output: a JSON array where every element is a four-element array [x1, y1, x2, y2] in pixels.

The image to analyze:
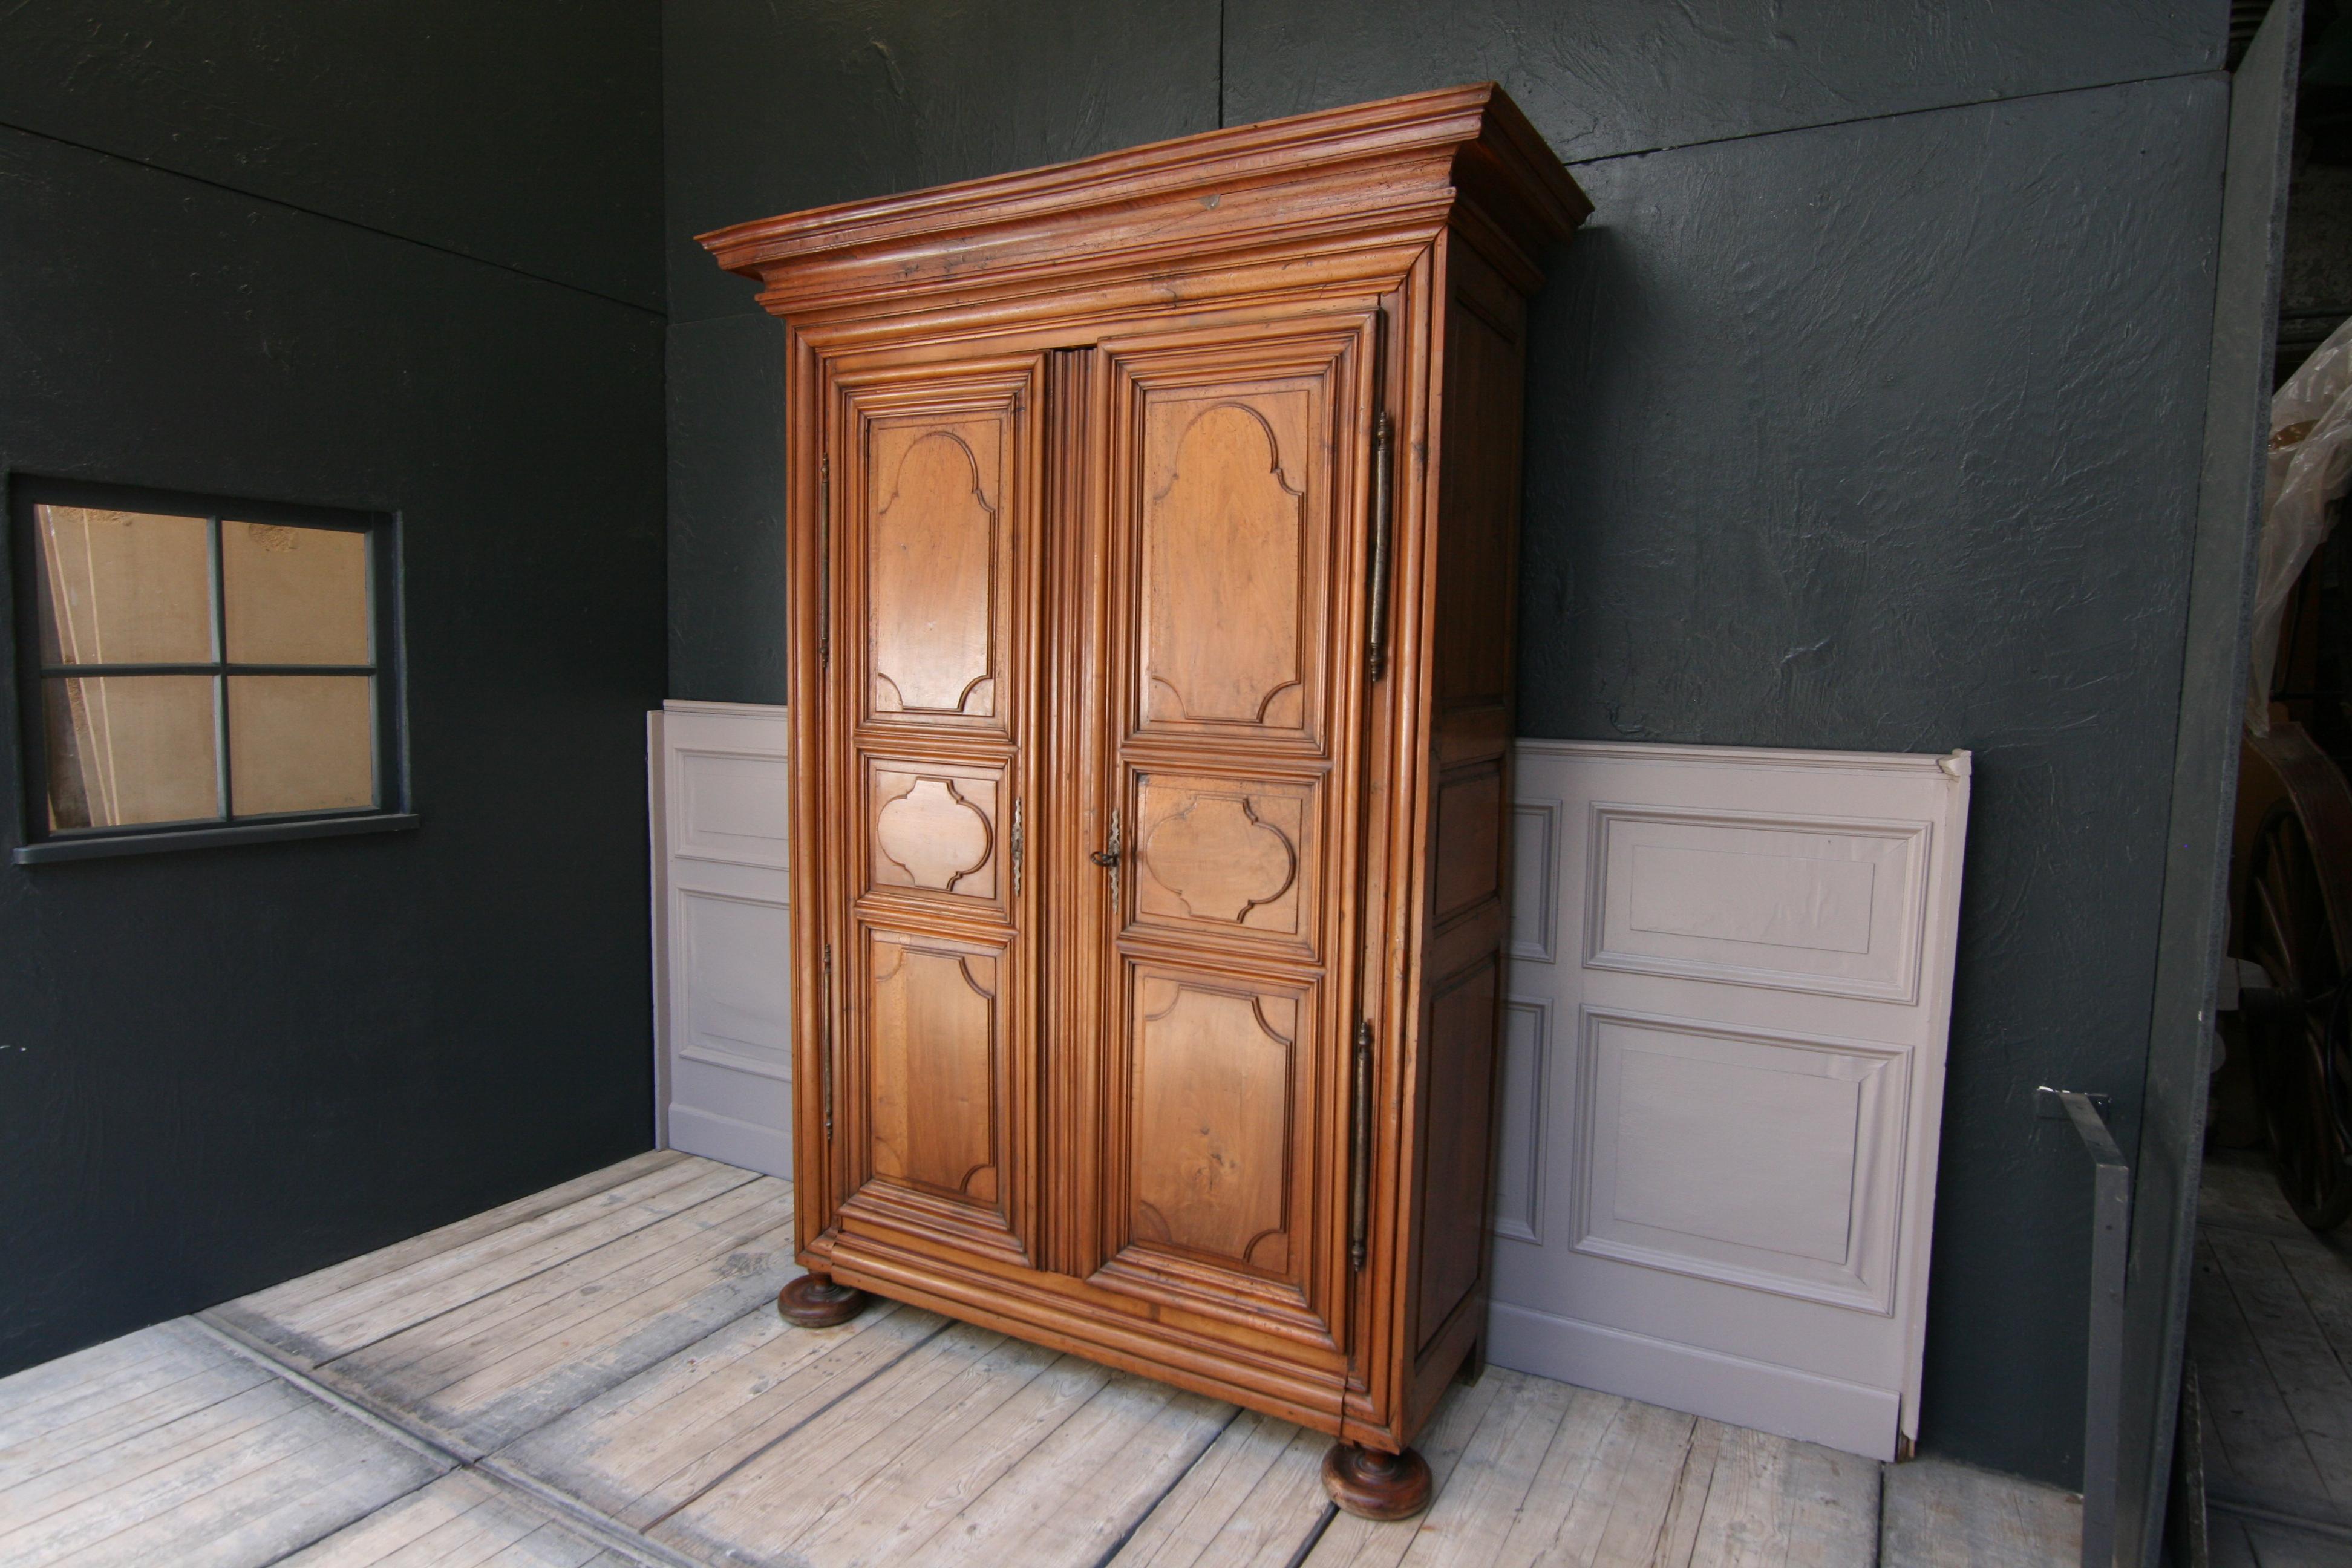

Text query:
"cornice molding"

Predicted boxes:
[[700, 83, 1590, 320]]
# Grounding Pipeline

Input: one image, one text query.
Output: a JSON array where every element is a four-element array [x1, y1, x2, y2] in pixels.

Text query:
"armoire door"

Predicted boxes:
[[1077, 314, 1382, 1363], [823, 351, 1045, 1275]]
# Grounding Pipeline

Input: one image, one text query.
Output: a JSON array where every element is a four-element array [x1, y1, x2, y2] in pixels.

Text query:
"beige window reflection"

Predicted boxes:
[[30, 500, 386, 837], [229, 676, 376, 817], [36, 508, 214, 665], [224, 521, 370, 664], [42, 676, 219, 829]]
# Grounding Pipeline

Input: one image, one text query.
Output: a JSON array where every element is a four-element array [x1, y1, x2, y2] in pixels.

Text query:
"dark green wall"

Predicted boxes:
[[663, 0, 2232, 1486], [0, 4, 667, 1375]]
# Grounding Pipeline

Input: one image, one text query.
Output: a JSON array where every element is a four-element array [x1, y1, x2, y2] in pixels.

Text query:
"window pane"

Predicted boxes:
[[34, 506, 214, 665], [222, 521, 370, 665], [228, 675, 376, 817], [42, 675, 221, 830]]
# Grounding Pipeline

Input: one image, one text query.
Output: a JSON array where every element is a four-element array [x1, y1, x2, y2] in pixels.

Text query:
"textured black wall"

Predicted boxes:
[[664, 1, 2232, 1486], [0, 5, 666, 1375]]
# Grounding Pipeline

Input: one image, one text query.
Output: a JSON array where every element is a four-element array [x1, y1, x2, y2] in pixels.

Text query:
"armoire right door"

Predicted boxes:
[[1072, 312, 1383, 1375]]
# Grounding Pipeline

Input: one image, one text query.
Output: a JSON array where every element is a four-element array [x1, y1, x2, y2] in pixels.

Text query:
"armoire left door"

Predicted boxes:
[[818, 350, 1046, 1278]]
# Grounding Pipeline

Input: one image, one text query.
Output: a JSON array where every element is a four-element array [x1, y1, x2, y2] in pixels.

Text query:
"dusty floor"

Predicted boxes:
[[2189, 1147, 2352, 1567], [1, 1151, 2079, 1566]]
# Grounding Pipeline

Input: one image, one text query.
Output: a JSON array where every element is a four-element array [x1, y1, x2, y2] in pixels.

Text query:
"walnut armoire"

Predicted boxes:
[[701, 84, 1588, 1518]]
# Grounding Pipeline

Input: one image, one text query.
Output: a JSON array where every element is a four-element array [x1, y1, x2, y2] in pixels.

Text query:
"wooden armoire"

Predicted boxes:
[[702, 84, 1587, 1518]]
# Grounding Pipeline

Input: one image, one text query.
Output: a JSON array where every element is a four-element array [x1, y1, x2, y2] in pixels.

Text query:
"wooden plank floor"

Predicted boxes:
[[1, 1153, 2083, 1566], [2187, 1149, 2352, 1564]]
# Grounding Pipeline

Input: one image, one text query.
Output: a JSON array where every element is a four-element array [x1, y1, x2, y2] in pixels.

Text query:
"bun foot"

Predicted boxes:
[[777, 1271, 869, 1328], [1322, 1440, 1432, 1520]]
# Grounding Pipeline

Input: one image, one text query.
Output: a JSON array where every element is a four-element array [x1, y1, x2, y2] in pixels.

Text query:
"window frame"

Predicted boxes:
[[9, 476, 414, 864]]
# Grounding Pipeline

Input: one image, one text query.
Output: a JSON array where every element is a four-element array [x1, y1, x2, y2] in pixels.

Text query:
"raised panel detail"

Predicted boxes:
[[1415, 956, 1501, 1351], [869, 763, 998, 901], [1509, 798, 1558, 963], [867, 933, 1001, 1209], [1129, 975, 1298, 1276], [1142, 394, 1308, 730], [867, 419, 1003, 720], [1492, 996, 1549, 1244], [1134, 772, 1317, 947], [1433, 763, 1504, 924], [676, 750, 792, 869], [1586, 804, 1932, 1003], [678, 891, 793, 1080], [1571, 1008, 1906, 1312]]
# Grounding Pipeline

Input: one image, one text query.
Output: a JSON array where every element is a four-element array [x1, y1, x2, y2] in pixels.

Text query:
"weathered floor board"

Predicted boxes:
[[0, 1321, 449, 1568], [1878, 1457, 2082, 1567], [495, 1295, 951, 1529], [5, 1153, 2090, 1567], [213, 1172, 799, 1460], [2190, 1148, 2352, 1529], [277, 1473, 639, 1568]]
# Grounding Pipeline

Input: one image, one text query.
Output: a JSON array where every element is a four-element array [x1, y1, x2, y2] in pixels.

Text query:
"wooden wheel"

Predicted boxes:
[[2238, 799, 2352, 1231]]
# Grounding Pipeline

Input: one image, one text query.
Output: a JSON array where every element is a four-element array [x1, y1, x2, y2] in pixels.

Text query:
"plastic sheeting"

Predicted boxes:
[[2250, 315, 2352, 733]]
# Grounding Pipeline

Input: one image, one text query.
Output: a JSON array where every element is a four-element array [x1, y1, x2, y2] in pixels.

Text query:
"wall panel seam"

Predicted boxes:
[[0, 117, 665, 318], [1561, 64, 2224, 172]]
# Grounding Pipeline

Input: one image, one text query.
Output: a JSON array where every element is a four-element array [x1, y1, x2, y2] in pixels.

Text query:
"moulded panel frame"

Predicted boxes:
[[862, 751, 1011, 918], [836, 916, 1035, 1271], [838, 359, 1044, 742], [1567, 1005, 1912, 1315], [1091, 953, 1344, 1355], [1582, 800, 1935, 1005], [1102, 322, 1373, 763]]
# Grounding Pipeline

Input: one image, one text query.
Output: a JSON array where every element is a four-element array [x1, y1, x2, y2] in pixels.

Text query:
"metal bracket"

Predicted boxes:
[[2036, 1086, 2114, 1122], [2042, 1085, 2131, 1568]]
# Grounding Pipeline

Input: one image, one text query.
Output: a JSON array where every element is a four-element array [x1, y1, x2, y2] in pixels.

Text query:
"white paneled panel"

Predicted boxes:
[[655, 702, 795, 1178], [1572, 1008, 1904, 1312], [677, 750, 794, 867], [1495, 740, 1970, 1460], [1586, 803, 1930, 1002], [679, 891, 794, 1079], [1493, 997, 1551, 1244]]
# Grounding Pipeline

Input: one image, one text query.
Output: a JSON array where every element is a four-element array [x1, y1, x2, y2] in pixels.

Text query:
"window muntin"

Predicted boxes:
[[15, 483, 403, 853]]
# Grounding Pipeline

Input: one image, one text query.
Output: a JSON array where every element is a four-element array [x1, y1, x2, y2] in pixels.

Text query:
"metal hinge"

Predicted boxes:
[[817, 451, 831, 672], [1365, 409, 1394, 682], [1010, 798, 1024, 895], [821, 941, 835, 1141], [1349, 1019, 1374, 1270]]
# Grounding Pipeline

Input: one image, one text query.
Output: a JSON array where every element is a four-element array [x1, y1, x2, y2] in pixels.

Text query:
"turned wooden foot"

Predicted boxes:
[[1322, 1441, 1432, 1520], [777, 1271, 869, 1328]]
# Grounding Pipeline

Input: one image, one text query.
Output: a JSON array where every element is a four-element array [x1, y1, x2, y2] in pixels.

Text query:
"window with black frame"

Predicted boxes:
[[11, 480, 411, 863]]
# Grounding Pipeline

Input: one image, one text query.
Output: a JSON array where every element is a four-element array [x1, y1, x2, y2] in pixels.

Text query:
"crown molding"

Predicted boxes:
[[700, 83, 1590, 320]]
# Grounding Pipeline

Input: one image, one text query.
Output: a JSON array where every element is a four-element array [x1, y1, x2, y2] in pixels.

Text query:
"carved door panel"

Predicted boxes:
[[1085, 317, 1380, 1361], [826, 354, 1042, 1271]]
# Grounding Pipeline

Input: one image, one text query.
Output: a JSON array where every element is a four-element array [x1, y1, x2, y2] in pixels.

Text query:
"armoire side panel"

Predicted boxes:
[[1406, 235, 1530, 1431]]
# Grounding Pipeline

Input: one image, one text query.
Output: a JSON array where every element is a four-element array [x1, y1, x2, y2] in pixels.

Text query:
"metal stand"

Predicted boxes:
[[2039, 1086, 2131, 1568]]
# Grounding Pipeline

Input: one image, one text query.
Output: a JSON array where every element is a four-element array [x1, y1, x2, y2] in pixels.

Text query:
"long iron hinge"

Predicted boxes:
[[821, 941, 835, 1141], [1365, 408, 1394, 682], [1010, 798, 1024, 895], [1349, 1018, 1374, 1270], [817, 452, 831, 673]]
